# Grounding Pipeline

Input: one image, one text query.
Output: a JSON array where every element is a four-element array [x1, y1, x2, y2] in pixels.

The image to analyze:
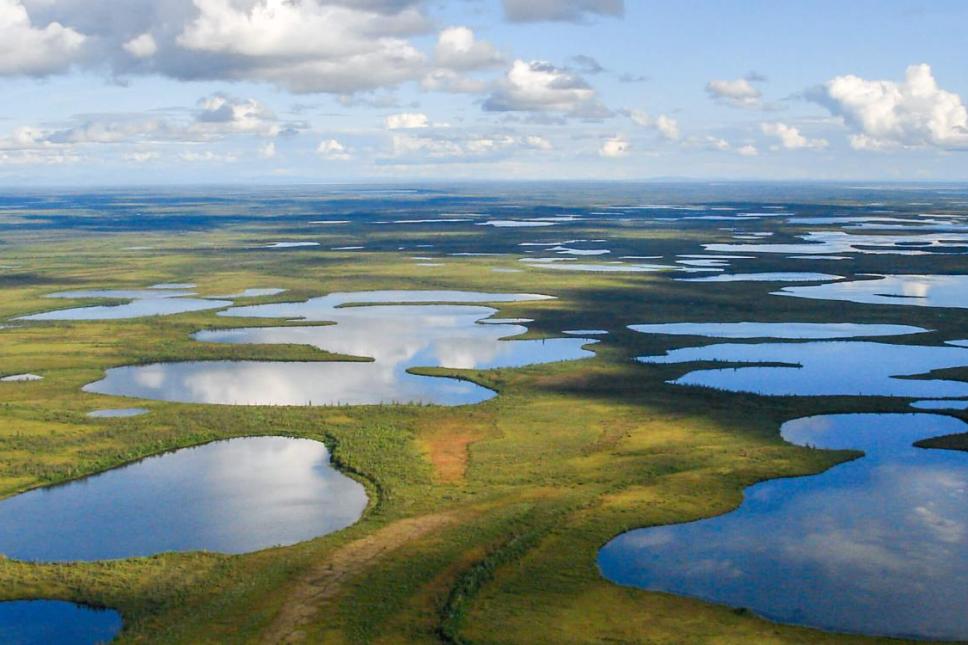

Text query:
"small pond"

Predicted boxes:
[[599, 413, 968, 640], [0, 436, 367, 561], [87, 408, 148, 418], [0, 600, 122, 645], [1, 374, 42, 382]]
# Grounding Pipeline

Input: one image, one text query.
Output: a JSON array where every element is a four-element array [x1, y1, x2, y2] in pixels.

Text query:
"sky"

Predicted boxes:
[[1, 0, 968, 185]]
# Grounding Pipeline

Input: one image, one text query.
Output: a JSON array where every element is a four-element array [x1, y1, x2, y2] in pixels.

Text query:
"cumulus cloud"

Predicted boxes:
[[0, 92, 297, 168], [12, 0, 432, 93], [434, 26, 502, 70], [627, 110, 679, 141], [0, 0, 86, 75], [706, 77, 762, 108], [195, 94, 281, 137], [484, 60, 609, 118], [385, 131, 553, 163], [813, 64, 968, 150], [525, 135, 553, 150], [683, 134, 759, 157], [421, 68, 487, 94], [122, 32, 157, 58], [124, 150, 161, 163], [178, 150, 238, 163], [385, 112, 430, 129], [173, 0, 428, 93], [599, 135, 629, 157], [761, 122, 828, 150], [317, 138, 350, 160], [503, 0, 623, 23]]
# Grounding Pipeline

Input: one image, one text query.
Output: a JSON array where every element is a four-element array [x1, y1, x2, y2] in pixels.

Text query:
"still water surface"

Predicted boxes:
[[85, 291, 596, 406], [640, 340, 968, 398], [599, 414, 968, 640], [0, 436, 367, 561], [0, 600, 122, 645]]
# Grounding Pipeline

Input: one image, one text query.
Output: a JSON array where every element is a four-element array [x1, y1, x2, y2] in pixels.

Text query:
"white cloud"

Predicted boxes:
[[0, 0, 86, 75], [9, 0, 433, 93], [259, 141, 276, 159], [317, 138, 350, 160], [737, 144, 758, 156], [172, 0, 428, 93], [123, 32, 157, 58], [628, 110, 678, 141], [421, 68, 487, 94], [815, 64, 968, 150], [195, 94, 281, 137], [684, 135, 731, 152], [706, 77, 762, 108], [434, 26, 502, 70], [178, 150, 238, 162], [525, 135, 552, 150], [484, 60, 609, 118], [503, 0, 624, 23], [124, 150, 161, 163], [599, 135, 629, 157], [0, 93, 297, 162], [385, 112, 430, 130], [761, 122, 828, 150], [655, 115, 679, 141], [386, 131, 553, 163]]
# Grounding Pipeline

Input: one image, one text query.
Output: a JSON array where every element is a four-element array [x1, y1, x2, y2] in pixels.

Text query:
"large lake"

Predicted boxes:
[[0, 436, 367, 561], [599, 414, 968, 640], [84, 291, 596, 406]]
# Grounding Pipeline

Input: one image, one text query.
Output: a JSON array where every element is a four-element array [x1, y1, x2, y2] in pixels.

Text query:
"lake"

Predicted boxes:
[[0, 436, 367, 561], [599, 414, 968, 640], [84, 291, 597, 406]]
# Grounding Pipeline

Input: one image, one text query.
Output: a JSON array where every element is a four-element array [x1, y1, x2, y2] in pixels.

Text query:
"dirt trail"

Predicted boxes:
[[261, 512, 458, 644]]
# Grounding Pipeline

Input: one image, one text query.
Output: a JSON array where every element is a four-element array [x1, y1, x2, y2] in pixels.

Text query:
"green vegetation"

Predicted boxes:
[[0, 188, 964, 643]]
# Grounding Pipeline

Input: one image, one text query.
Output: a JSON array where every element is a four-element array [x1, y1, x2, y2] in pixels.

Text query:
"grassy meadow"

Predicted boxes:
[[0, 186, 964, 643]]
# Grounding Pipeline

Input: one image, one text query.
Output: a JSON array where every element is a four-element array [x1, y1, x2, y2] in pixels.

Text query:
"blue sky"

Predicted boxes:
[[1, 0, 967, 184]]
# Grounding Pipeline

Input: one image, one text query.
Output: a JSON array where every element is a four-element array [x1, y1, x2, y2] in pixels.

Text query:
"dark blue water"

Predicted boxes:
[[599, 414, 968, 640], [0, 600, 121, 644], [0, 437, 367, 561]]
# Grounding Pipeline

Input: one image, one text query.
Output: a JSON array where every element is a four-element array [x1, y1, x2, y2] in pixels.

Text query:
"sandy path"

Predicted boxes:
[[261, 512, 458, 644]]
